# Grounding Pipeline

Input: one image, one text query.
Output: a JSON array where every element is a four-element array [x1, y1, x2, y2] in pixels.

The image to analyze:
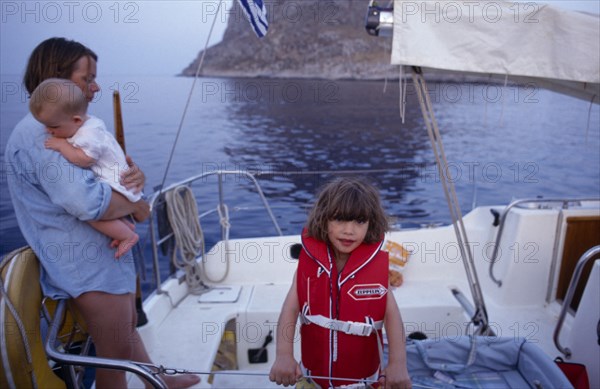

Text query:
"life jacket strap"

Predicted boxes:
[[302, 313, 383, 337]]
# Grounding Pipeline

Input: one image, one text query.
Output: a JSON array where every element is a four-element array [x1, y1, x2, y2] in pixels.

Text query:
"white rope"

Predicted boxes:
[[218, 204, 231, 231], [399, 65, 407, 124], [165, 186, 206, 293], [585, 94, 597, 143], [165, 186, 231, 286], [498, 73, 508, 128]]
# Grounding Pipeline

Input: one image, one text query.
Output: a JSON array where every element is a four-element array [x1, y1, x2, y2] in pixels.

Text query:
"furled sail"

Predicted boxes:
[[391, 0, 600, 102]]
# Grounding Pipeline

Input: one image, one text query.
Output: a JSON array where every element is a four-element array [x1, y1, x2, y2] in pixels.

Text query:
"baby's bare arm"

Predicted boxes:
[[45, 138, 96, 168]]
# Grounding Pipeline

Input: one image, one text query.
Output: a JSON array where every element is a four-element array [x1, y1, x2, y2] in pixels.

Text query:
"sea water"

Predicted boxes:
[[1, 75, 599, 294]]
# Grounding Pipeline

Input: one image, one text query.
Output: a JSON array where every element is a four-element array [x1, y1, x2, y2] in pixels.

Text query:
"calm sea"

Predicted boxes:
[[1, 75, 599, 294]]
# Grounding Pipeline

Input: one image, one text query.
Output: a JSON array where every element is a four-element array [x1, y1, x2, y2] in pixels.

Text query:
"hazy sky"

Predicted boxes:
[[1, 0, 599, 76], [1, 1, 231, 76]]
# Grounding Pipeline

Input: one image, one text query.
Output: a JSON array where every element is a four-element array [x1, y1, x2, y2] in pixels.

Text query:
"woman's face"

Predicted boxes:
[[69, 55, 99, 102]]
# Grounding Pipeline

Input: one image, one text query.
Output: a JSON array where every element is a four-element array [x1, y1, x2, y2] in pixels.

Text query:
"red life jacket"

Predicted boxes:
[[297, 230, 389, 388]]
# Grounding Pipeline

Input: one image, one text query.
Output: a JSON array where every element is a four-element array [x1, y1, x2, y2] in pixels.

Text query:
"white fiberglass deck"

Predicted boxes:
[[128, 203, 599, 388]]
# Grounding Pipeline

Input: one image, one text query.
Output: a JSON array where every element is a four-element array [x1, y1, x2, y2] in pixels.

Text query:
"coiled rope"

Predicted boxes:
[[164, 186, 206, 293], [156, 0, 231, 290], [165, 185, 231, 289]]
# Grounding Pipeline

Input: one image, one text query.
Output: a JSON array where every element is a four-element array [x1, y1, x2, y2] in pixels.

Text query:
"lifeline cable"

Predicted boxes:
[[135, 362, 434, 389]]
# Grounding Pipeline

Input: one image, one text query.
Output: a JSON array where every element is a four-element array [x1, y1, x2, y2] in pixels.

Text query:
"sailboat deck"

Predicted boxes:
[[126, 277, 480, 388], [125, 201, 600, 388], [127, 276, 567, 388]]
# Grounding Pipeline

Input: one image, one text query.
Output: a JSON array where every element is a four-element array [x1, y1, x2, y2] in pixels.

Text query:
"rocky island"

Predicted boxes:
[[181, 0, 398, 80]]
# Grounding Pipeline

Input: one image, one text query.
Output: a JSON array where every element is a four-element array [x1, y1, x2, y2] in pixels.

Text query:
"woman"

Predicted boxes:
[[5, 37, 199, 388]]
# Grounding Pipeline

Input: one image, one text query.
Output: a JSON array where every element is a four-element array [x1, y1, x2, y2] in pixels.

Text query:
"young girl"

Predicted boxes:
[[30, 78, 139, 258], [269, 177, 412, 389]]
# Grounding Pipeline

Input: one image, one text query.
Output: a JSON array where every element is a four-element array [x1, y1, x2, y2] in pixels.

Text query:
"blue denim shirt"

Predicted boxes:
[[4, 114, 136, 299]]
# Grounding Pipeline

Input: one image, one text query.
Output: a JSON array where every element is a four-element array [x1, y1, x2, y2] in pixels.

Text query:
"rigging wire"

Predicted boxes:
[[157, 0, 224, 195], [410, 67, 490, 335], [155, 1, 233, 290]]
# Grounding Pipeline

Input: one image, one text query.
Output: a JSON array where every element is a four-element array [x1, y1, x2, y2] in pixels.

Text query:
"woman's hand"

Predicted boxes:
[[269, 355, 302, 387], [121, 155, 145, 194], [102, 192, 149, 222], [131, 199, 150, 222]]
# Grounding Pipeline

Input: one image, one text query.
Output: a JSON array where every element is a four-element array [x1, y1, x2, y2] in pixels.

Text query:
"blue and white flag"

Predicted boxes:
[[237, 0, 269, 38]]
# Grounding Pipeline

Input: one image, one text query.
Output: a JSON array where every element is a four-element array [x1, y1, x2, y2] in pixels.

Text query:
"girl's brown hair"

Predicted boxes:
[[306, 176, 389, 244], [23, 37, 97, 95]]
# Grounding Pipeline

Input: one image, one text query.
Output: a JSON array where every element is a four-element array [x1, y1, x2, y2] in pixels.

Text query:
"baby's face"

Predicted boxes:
[[37, 108, 81, 139]]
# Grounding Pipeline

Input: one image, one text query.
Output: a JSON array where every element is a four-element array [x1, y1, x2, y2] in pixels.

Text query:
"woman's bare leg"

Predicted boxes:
[[73, 291, 136, 388], [73, 291, 200, 388]]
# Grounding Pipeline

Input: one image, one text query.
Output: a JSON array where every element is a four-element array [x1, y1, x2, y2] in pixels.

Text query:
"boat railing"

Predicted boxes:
[[147, 170, 283, 294], [553, 245, 600, 359], [488, 197, 600, 287], [45, 299, 167, 388]]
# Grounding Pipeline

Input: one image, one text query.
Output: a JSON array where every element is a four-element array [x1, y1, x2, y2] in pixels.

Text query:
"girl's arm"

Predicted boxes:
[[380, 292, 412, 389], [269, 275, 302, 387], [45, 137, 96, 168]]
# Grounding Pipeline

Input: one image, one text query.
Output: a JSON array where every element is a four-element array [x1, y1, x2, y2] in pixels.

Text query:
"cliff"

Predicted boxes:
[[181, 0, 398, 80]]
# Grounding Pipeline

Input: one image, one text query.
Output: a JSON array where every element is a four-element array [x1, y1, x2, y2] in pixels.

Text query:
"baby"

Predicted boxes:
[[30, 78, 140, 258]]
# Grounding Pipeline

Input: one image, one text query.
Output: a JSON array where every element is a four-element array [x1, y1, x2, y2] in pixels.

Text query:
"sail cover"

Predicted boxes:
[[391, 0, 600, 101]]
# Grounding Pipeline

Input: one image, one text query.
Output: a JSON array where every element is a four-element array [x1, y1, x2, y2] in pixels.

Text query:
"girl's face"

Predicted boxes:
[[327, 218, 369, 261], [69, 55, 99, 102]]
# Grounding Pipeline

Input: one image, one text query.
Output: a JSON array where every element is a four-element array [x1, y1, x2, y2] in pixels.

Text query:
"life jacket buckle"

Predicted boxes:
[[341, 321, 373, 336]]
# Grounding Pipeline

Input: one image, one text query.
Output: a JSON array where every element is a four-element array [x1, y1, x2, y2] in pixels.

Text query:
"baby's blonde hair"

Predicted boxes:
[[29, 78, 88, 119]]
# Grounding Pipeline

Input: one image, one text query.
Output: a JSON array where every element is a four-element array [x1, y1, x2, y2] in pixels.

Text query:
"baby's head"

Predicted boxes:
[[306, 176, 389, 244], [29, 78, 88, 138]]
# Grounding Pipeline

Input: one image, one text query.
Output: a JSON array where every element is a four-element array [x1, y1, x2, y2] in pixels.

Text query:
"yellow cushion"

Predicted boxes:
[[1, 247, 66, 388]]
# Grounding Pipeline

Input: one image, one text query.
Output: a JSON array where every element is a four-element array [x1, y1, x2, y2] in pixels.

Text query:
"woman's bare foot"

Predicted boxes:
[[160, 374, 201, 388]]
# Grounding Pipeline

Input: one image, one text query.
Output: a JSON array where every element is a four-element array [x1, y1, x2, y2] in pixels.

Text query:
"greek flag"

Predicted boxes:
[[237, 0, 269, 38]]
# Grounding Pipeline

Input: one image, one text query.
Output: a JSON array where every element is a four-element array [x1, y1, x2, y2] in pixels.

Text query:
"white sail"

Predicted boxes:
[[391, 0, 600, 101]]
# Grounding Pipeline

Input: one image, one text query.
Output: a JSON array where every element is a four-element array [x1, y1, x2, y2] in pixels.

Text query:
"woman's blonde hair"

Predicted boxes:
[[306, 176, 389, 244]]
